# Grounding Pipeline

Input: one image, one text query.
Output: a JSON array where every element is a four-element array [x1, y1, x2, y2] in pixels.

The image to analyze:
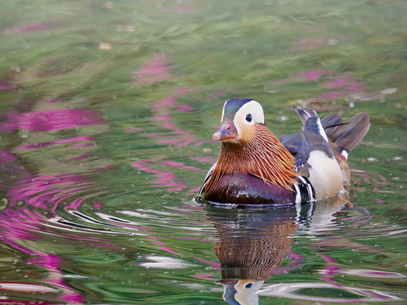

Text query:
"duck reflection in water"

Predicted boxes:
[[207, 197, 348, 305]]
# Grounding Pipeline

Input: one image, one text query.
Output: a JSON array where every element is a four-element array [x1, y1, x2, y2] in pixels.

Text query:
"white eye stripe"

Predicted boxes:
[[231, 100, 265, 140], [235, 100, 265, 125]]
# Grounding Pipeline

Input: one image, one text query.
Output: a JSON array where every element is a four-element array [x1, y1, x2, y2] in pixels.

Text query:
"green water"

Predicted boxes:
[[0, 0, 406, 304]]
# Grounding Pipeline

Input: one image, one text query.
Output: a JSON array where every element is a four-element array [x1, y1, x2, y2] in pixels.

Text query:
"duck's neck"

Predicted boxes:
[[208, 125, 298, 191]]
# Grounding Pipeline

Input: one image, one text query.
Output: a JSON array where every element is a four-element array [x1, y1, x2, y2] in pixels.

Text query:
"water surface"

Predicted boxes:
[[0, 0, 406, 304]]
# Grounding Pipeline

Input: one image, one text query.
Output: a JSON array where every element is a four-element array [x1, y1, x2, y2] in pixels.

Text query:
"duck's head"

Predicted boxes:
[[213, 98, 265, 143]]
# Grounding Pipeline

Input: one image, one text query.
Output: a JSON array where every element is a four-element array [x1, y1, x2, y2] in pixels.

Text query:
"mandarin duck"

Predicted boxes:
[[198, 98, 370, 205]]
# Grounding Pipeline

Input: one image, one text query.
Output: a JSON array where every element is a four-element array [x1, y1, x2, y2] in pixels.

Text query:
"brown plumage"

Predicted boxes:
[[205, 124, 298, 193]]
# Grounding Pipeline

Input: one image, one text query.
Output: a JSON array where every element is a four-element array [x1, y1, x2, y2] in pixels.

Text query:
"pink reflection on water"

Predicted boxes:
[[291, 36, 349, 51], [292, 37, 327, 50], [69, 151, 93, 161], [145, 95, 201, 148], [159, 161, 200, 171], [318, 253, 341, 282], [157, 247, 181, 255], [192, 157, 214, 163], [154, 97, 176, 109], [322, 77, 354, 88], [268, 68, 373, 104], [146, 236, 189, 256], [344, 82, 368, 93], [0, 149, 18, 162], [5, 174, 92, 210], [0, 80, 17, 91], [191, 273, 217, 280], [131, 158, 162, 168], [209, 90, 226, 100], [27, 254, 83, 303], [156, 138, 195, 147], [131, 55, 216, 149], [298, 69, 333, 82], [319, 76, 369, 99], [131, 53, 173, 84], [270, 249, 304, 275], [350, 171, 390, 195], [191, 257, 220, 269], [16, 135, 94, 151], [268, 69, 332, 86], [175, 104, 194, 113], [13, 23, 52, 33], [132, 159, 204, 192], [0, 152, 88, 302], [0, 147, 155, 300], [169, 4, 196, 12], [129, 54, 219, 196], [152, 240, 166, 246], [172, 87, 193, 96], [0, 109, 103, 132], [188, 186, 201, 193], [132, 159, 188, 191], [320, 91, 343, 99]]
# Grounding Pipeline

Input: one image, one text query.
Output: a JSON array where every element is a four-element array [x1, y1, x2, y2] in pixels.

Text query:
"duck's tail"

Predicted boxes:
[[293, 106, 331, 146]]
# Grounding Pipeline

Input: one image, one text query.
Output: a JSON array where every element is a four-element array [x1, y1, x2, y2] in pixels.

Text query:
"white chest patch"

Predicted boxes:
[[307, 150, 343, 199]]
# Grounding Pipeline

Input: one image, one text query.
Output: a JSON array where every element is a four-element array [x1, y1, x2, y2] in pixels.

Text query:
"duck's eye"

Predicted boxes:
[[246, 114, 252, 122], [245, 283, 252, 289]]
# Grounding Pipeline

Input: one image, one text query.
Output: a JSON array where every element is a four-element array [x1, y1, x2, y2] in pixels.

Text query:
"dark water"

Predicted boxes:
[[0, 0, 406, 304]]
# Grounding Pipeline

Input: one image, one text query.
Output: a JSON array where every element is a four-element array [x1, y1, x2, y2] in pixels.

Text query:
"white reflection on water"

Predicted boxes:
[[259, 282, 403, 303], [139, 256, 198, 269], [342, 269, 406, 279], [0, 283, 58, 294]]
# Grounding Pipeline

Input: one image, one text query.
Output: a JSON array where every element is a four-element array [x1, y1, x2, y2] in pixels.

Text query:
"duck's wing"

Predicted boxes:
[[280, 107, 335, 177], [279, 132, 309, 169], [198, 162, 217, 197], [320, 113, 343, 128], [323, 112, 370, 158]]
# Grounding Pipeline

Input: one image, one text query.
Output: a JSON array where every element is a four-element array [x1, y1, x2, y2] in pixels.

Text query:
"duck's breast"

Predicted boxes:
[[202, 172, 295, 204]]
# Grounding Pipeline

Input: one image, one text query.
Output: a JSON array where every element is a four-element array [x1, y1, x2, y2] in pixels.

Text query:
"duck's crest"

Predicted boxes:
[[223, 98, 254, 121]]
